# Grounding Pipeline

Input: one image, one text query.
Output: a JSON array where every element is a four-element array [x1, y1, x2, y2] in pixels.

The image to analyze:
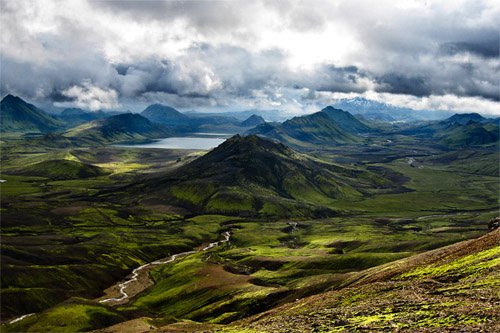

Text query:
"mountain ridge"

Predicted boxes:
[[246, 108, 363, 147], [63, 113, 172, 144], [0, 95, 64, 133], [402, 112, 499, 147]]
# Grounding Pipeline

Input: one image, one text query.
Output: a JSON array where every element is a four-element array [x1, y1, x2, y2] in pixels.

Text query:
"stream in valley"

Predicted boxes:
[[98, 231, 231, 305]]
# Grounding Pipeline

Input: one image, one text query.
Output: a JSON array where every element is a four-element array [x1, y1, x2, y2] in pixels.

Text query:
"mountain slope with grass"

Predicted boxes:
[[63, 113, 172, 144], [443, 112, 498, 126], [0, 95, 64, 133], [132, 135, 394, 217], [320, 106, 372, 133], [438, 122, 499, 147], [184, 227, 499, 332], [402, 113, 499, 147], [247, 111, 360, 147]]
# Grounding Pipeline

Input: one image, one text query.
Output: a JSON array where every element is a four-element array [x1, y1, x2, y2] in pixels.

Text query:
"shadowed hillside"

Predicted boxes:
[[0, 95, 63, 133], [402, 113, 499, 147], [63, 113, 172, 144], [241, 114, 265, 127], [140, 104, 189, 125]]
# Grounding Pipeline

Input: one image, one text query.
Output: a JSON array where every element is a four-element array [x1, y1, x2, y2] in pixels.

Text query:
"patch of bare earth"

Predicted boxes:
[[92, 317, 156, 333]]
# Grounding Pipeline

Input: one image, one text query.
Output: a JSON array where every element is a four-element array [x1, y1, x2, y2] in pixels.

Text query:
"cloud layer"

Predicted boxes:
[[1, 0, 499, 114]]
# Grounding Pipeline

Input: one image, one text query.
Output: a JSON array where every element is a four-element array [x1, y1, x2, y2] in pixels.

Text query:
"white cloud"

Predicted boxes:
[[55, 80, 120, 111], [325, 91, 500, 115]]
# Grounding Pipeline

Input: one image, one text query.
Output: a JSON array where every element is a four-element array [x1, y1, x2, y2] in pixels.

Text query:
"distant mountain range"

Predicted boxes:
[[140, 103, 254, 133], [58, 108, 110, 127], [0, 95, 262, 142], [443, 113, 499, 126], [332, 97, 454, 121], [1, 94, 497, 148], [247, 106, 372, 147], [185, 109, 286, 122], [403, 113, 499, 147], [132, 135, 395, 217]]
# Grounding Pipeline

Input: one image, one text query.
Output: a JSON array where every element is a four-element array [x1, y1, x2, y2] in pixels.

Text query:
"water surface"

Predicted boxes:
[[118, 137, 226, 150]]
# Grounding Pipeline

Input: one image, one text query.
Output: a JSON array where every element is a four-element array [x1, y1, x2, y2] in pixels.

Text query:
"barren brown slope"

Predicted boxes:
[[157, 228, 499, 332]]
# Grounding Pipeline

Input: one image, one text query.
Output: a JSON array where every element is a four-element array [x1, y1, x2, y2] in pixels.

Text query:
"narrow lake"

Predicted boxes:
[[117, 136, 228, 150]]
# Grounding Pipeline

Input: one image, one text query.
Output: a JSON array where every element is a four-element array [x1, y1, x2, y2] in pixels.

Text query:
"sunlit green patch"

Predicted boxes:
[[0, 175, 44, 197], [400, 246, 500, 280], [170, 182, 216, 205], [2, 298, 124, 333], [95, 161, 150, 174], [206, 190, 256, 213]]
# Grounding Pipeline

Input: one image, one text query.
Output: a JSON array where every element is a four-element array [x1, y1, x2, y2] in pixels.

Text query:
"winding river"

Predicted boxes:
[[98, 231, 231, 305]]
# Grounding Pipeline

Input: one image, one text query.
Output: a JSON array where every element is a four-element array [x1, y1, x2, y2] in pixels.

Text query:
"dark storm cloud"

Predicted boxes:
[[376, 74, 431, 97], [110, 47, 370, 105], [112, 46, 283, 101], [313, 65, 368, 94], [439, 40, 500, 58], [92, 0, 247, 32]]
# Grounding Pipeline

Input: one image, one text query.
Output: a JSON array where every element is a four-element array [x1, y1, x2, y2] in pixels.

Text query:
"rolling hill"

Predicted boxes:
[[63, 113, 172, 144], [0, 95, 64, 133], [132, 135, 395, 217], [11, 159, 107, 180]]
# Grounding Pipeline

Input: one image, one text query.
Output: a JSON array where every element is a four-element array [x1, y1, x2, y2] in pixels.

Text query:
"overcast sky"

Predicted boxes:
[[1, 0, 499, 115]]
